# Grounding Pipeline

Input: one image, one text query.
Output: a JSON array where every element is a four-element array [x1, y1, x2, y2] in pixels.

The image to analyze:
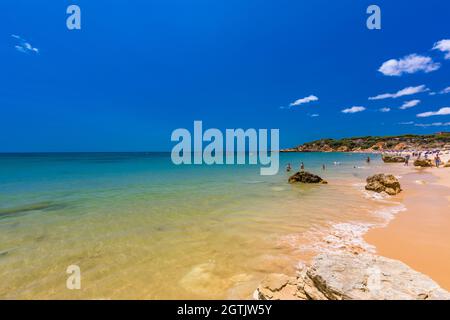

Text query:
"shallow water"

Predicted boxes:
[[0, 152, 394, 299]]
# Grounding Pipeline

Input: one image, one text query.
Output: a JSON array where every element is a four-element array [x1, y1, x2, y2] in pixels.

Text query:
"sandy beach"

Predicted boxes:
[[366, 166, 450, 291]]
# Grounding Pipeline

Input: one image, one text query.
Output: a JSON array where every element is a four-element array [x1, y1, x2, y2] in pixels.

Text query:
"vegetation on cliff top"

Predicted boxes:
[[283, 133, 450, 152]]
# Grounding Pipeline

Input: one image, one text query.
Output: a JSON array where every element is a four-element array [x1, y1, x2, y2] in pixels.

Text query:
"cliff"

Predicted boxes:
[[282, 133, 450, 153]]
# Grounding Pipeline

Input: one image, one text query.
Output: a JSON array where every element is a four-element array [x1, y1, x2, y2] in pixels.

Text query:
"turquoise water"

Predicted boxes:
[[0, 152, 385, 299]]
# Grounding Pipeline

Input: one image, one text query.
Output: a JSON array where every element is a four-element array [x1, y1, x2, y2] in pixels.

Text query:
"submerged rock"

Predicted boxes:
[[256, 252, 450, 300], [365, 174, 401, 195], [382, 155, 406, 163], [414, 159, 433, 167], [288, 171, 328, 184]]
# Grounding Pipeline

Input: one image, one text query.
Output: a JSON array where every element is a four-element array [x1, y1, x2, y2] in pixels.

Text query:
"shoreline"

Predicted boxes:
[[256, 160, 450, 299], [365, 167, 450, 291]]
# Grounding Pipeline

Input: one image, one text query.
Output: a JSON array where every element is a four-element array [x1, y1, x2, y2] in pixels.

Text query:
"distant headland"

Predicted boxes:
[[281, 133, 450, 153]]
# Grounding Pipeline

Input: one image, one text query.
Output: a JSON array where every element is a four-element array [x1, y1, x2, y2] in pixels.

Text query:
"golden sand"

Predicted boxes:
[[365, 167, 450, 291]]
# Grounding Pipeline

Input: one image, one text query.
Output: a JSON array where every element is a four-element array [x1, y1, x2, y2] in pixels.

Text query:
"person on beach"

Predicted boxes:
[[286, 163, 292, 172], [405, 154, 410, 166], [322, 164, 326, 170], [435, 155, 441, 167], [300, 162, 305, 171]]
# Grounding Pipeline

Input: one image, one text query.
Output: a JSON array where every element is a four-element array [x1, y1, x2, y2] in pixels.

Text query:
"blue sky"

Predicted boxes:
[[1, 0, 449, 152]]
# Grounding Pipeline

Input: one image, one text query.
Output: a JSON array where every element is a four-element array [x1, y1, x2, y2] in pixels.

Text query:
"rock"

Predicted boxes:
[[414, 159, 433, 167], [365, 174, 401, 195], [444, 161, 450, 168], [256, 252, 450, 300], [382, 155, 406, 163], [256, 273, 301, 300], [288, 171, 328, 184], [337, 146, 349, 152], [393, 143, 408, 151]]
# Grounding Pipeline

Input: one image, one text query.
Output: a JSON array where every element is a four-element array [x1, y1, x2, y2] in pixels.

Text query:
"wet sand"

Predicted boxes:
[[365, 168, 450, 291]]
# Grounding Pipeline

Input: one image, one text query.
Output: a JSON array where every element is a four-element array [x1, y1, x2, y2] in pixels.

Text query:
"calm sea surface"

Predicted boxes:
[[0, 152, 391, 299]]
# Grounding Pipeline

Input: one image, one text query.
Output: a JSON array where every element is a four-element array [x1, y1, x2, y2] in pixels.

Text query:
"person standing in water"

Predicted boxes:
[[286, 163, 292, 172], [300, 162, 305, 171], [366, 156, 371, 164], [322, 164, 326, 170]]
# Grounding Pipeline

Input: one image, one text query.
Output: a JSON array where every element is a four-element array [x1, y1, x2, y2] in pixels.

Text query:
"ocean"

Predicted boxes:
[[0, 152, 401, 299]]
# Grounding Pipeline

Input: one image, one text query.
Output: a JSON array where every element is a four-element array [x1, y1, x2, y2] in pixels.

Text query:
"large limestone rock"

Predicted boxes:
[[382, 155, 406, 163], [414, 159, 433, 167], [288, 171, 328, 184], [256, 252, 450, 300], [365, 174, 401, 195]]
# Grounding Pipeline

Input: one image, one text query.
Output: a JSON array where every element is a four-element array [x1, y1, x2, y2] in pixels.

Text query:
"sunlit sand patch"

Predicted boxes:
[[270, 186, 285, 192]]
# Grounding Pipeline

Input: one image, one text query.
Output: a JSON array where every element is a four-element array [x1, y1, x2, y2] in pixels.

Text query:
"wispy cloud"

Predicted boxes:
[[440, 86, 450, 94], [433, 39, 450, 59], [378, 54, 440, 76], [11, 34, 39, 54], [399, 99, 421, 110], [369, 85, 428, 100], [417, 107, 450, 118], [379, 107, 391, 112], [341, 106, 366, 114], [414, 122, 450, 127], [309, 113, 320, 117], [289, 95, 319, 107], [398, 121, 414, 125]]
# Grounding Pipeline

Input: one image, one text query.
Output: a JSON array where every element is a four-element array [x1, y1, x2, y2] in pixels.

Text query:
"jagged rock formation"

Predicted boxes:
[[256, 252, 450, 300], [414, 159, 433, 167], [288, 171, 328, 184], [365, 174, 402, 195], [382, 155, 406, 163], [281, 133, 450, 153]]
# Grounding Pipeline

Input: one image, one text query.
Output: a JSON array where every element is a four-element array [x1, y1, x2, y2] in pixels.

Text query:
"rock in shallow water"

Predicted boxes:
[[365, 173, 401, 195], [256, 252, 450, 300], [288, 171, 328, 184]]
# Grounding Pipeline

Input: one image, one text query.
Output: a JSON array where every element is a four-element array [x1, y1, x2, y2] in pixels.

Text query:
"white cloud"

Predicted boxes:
[[378, 54, 440, 76], [417, 107, 450, 118], [341, 106, 366, 114], [369, 85, 428, 100], [433, 39, 450, 59], [289, 95, 318, 107], [414, 122, 450, 127], [379, 107, 391, 112], [399, 121, 414, 125], [399, 99, 420, 110], [309, 113, 319, 117], [440, 86, 450, 94], [11, 34, 39, 54]]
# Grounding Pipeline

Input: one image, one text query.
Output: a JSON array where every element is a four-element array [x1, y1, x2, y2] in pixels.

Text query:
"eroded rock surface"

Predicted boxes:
[[414, 159, 433, 167], [365, 174, 402, 195], [382, 155, 406, 163], [288, 171, 328, 184], [256, 252, 450, 300]]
